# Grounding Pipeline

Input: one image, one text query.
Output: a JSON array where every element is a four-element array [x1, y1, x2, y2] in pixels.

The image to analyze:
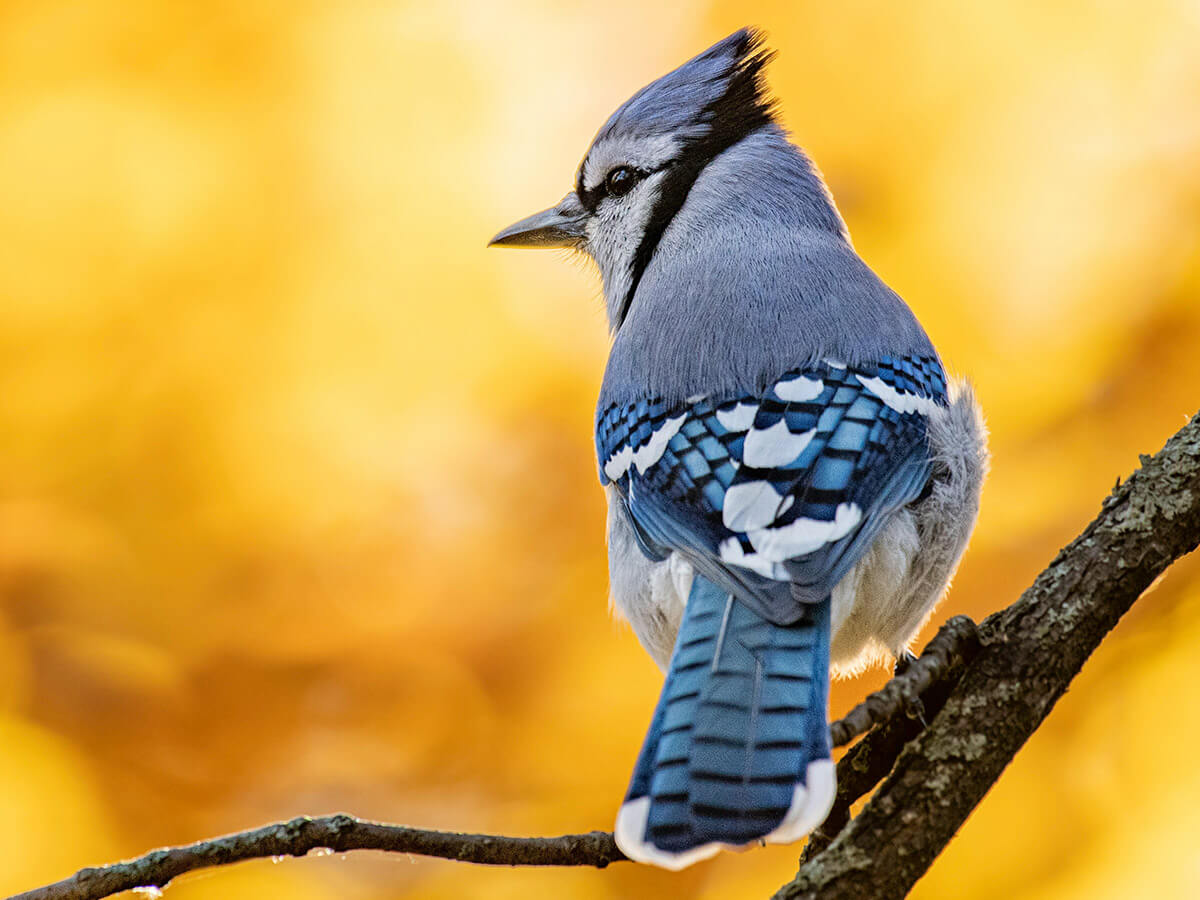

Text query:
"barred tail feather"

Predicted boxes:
[[615, 576, 836, 869]]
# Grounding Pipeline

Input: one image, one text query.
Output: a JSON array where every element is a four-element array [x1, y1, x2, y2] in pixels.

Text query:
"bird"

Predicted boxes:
[[488, 28, 987, 869]]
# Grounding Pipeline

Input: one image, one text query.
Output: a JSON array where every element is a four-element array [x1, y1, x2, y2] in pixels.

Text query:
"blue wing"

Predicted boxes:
[[596, 355, 947, 624]]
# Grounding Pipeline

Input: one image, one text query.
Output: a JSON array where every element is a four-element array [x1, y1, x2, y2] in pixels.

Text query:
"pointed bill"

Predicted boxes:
[[488, 192, 587, 249]]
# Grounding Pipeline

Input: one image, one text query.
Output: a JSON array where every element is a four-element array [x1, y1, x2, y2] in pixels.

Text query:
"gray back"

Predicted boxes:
[[599, 127, 936, 409]]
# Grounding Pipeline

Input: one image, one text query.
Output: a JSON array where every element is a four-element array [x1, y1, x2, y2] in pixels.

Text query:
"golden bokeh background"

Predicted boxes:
[[2, 1, 1199, 898]]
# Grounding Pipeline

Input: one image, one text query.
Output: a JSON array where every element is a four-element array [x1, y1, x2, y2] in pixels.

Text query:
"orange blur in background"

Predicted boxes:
[[2, 2, 1199, 898]]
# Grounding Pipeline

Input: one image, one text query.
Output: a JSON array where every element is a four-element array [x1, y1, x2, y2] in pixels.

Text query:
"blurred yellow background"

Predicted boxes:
[[1, 1, 1199, 898]]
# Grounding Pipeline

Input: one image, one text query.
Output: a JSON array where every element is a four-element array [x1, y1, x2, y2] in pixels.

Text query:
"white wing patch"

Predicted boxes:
[[722, 480, 785, 531], [715, 401, 757, 433], [858, 375, 940, 417], [716, 535, 789, 579], [603, 414, 687, 481], [744, 502, 863, 562], [743, 420, 816, 468], [774, 374, 824, 402], [719, 502, 863, 577]]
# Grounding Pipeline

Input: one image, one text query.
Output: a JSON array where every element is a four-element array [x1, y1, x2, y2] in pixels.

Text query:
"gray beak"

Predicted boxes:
[[488, 192, 588, 249]]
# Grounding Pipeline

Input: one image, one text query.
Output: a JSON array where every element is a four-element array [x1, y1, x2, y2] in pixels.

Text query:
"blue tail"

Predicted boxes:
[[614, 575, 836, 869]]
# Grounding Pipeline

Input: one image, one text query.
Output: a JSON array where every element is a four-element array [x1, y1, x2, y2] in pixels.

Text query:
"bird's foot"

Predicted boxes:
[[893, 650, 918, 678]]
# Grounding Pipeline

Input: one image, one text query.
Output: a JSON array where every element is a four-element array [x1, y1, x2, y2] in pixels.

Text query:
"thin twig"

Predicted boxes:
[[829, 614, 981, 748], [7, 818, 625, 900]]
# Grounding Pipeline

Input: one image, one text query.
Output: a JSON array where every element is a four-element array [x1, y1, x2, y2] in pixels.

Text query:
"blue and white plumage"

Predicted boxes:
[[490, 29, 987, 869]]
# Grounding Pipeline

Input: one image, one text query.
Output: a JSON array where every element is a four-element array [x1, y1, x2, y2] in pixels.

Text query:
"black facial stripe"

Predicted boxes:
[[577, 175, 602, 213], [616, 32, 776, 324], [577, 164, 668, 213]]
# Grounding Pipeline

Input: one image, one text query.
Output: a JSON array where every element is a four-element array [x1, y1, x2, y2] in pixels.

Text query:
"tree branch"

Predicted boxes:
[[7, 818, 625, 900], [776, 410, 1200, 899], [9, 412, 1197, 900], [829, 613, 981, 749]]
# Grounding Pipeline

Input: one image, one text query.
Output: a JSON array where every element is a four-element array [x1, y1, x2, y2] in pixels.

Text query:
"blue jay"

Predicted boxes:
[[489, 29, 987, 869]]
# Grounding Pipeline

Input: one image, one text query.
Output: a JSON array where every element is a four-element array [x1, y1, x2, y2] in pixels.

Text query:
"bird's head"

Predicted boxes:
[[489, 28, 779, 327]]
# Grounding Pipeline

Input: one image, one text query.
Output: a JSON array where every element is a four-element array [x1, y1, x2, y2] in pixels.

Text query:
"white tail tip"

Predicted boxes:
[[613, 758, 837, 869]]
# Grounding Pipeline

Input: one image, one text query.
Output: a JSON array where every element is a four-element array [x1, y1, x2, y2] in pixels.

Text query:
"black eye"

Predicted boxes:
[[605, 166, 637, 197]]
